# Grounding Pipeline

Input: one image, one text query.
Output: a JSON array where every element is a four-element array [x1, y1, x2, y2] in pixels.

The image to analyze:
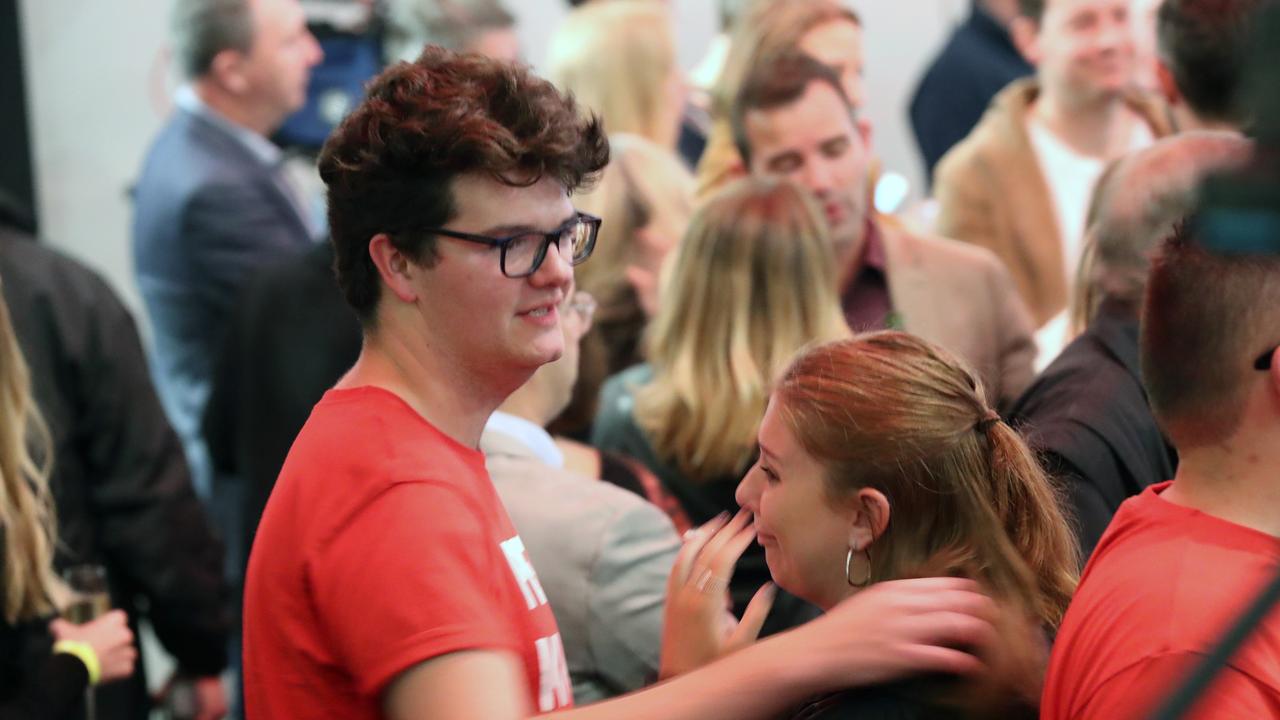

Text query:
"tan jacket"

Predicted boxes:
[[933, 79, 1173, 327], [881, 218, 1038, 409]]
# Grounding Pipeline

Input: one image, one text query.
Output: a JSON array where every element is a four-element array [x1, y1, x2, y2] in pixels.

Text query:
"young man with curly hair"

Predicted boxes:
[[242, 47, 999, 720]]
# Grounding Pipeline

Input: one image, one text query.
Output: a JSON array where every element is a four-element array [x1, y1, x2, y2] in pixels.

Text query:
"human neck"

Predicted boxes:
[[340, 324, 523, 450], [1162, 436, 1280, 537], [1032, 85, 1134, 158], [192, 80, 275, 138]]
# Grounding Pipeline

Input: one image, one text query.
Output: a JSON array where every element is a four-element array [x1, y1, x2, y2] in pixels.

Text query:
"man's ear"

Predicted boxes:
[[368, 233, 422, 304], [1010, 16, 1041, 66], [1155, 61, 1182, 106], [846, 487, 891, 551], [856, 116, 873, 151], [209, 48, 251, 95]]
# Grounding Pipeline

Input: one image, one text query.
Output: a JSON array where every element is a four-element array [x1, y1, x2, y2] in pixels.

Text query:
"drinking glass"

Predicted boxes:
[[62, 564, 110, 720]]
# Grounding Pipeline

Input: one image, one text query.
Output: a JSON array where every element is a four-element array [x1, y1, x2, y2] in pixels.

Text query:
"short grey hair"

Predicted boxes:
[[1075, 131, 1253, 325], [171, 0, 255, 79], [384, 0, 515, 62]]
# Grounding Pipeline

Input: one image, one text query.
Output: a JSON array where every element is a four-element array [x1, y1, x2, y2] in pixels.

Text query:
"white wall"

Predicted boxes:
[[20, 0, 970, 320]]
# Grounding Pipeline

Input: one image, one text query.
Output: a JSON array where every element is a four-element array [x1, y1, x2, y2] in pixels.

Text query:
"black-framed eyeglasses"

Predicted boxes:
[[418, 211, 601, 279], [1256, 345, 1277, 370]]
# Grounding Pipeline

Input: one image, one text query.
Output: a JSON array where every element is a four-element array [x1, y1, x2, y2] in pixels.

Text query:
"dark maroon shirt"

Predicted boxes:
[[840, 219, 898, 332]]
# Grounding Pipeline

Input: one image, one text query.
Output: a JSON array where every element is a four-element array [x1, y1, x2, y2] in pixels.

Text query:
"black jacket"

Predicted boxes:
[[0, 614, 88, 720], [0, 230, 229, 719], [1009, 305, 1177, 562], [910, 5, 1034, 184], [204, 241, 362, 573]]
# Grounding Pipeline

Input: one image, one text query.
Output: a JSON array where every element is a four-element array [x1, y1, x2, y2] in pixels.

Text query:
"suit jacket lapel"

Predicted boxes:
[[984, 82, 1065, 308], [881, 219, 936, 338]]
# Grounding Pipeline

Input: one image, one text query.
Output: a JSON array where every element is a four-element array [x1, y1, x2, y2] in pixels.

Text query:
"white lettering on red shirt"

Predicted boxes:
[[500, 535, 549, 610]]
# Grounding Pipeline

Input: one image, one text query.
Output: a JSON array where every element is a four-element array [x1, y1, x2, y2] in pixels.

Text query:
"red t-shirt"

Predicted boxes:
[[243, 387, 573, 719], [1042, 482, 1280, 719]]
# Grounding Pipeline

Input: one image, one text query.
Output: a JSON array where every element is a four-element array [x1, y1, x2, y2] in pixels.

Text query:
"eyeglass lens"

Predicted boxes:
[[504, 219, 593, 277]]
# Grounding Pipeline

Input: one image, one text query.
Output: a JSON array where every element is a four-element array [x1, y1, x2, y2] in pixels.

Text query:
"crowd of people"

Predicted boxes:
[[1, 0, 1277, 718]]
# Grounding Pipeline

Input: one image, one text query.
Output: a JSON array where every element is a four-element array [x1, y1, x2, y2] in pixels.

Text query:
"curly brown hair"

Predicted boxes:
[[319, 45, 610, 322]]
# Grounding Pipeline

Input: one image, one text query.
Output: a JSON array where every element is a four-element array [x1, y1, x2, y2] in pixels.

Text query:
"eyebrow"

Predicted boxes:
[[477, 212, 578, 238], [758, 442, 779, 462]]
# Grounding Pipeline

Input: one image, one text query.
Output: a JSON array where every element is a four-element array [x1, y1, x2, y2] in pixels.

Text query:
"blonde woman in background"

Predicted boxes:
[[592, 176, 849, 632], [547, 0, 686, 152], [697, 0, 865, 198], [0, 285, 136, 719], [550, 134, 695, 443]]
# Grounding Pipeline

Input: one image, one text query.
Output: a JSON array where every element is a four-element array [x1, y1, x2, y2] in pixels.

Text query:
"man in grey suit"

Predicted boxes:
[[482, 287, 680, 704], [132, 0, 322, 499]]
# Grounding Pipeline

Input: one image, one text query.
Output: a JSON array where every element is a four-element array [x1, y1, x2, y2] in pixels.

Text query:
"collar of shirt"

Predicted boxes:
[[174, 85, 283, 169], [840, 217, 896, 331], [484, 411, 565, 469], [860, 217, 887, 273]]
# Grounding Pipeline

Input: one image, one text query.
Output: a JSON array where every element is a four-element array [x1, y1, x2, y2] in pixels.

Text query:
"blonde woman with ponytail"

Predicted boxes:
[[667, 332, 1078, 718], [0, 284, 136, 718]]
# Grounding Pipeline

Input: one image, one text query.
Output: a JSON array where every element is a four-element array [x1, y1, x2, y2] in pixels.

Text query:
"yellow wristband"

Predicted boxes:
[[53, 639, 101, 686]]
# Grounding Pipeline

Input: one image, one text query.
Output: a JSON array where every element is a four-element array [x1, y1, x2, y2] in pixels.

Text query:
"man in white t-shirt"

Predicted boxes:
[[935, 0, 1170, 363]]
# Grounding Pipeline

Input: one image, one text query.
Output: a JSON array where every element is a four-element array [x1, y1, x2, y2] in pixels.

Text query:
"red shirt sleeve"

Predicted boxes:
[[307, 481, 523, 696], [1076, 652, 1280, 720]]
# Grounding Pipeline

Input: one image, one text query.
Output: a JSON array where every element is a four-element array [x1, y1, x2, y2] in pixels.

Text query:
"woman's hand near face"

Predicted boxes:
[[778, 577, 999, 691], [658, 510, 776, 679]]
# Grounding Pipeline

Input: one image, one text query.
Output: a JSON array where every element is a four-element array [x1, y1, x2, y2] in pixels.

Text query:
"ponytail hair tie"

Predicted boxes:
[[975, 409, 1000, 433]]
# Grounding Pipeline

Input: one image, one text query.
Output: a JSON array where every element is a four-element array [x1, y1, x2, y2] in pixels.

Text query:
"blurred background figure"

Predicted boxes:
[[551, 134, 695, 442], [593, 176, 850, 634], [483, 287, 679, 704], [0, 269, 138, 720], [3, 197, 229, 719], [909, 0, 1033, 184], [1010, 132, 1252, 561], [383, 0, 520, 64], [686, 0, 766, 110], [734, 52, 1036, 408], [1154, 0, 1271, 133], [131, 0, 322, 510], [547, 1, 686, 157], [698, 0, 864, 199], [935, 0, 1171, 367]]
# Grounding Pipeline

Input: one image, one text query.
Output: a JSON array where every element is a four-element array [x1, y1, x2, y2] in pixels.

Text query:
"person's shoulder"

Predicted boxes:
[[493, 454, 666, 527], [0, 232, 128, 315], [935, 79, 1036, 176], [1011, 331, 1120, 423], [595, 365, 652, 422], [884, 221, 1006, 275], [295, 389, 484, 482]]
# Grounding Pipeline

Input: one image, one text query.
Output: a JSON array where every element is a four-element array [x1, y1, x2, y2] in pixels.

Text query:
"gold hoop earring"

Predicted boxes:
[[845, 544, 872, 587]]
